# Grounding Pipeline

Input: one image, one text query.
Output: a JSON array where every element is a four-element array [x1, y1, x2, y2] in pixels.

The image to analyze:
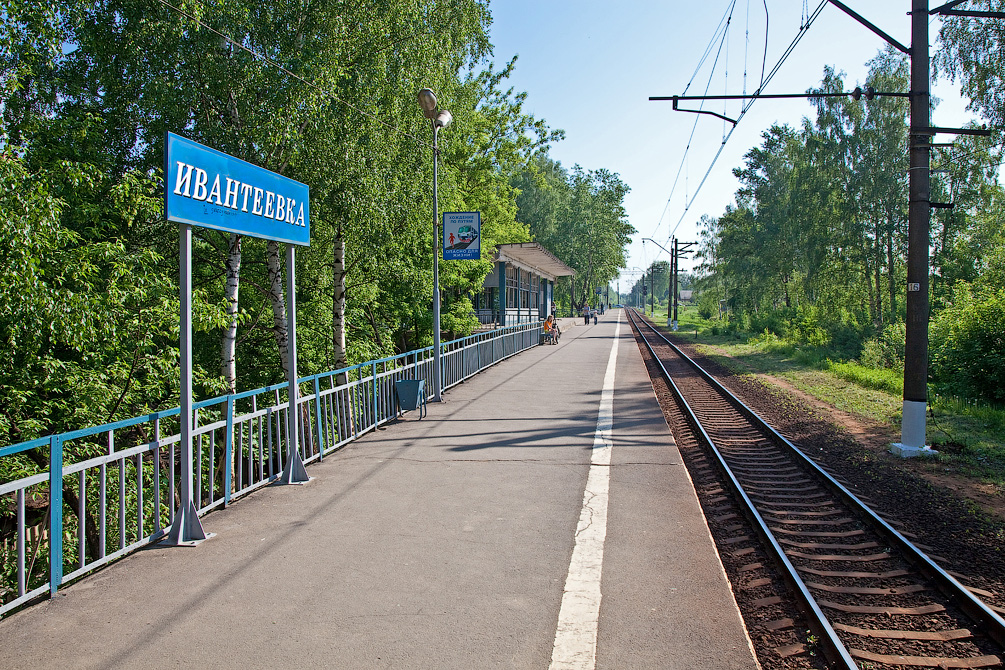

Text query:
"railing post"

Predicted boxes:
[[313, 376, 324, 460], [224, 395, 234, 506], [352, 371, 361, 436], [48, 435, 63, 595], [372, 362, 378, 428]]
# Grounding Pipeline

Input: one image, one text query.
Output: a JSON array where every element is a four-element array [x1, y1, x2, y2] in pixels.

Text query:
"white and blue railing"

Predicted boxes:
[[0, 321, 541, 617]]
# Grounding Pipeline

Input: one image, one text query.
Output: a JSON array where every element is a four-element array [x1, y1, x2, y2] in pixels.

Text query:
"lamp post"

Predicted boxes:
[[417, 89, 452, 402]]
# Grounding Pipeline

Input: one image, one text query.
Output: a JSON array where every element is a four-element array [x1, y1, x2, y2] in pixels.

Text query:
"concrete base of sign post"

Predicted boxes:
[[163, 500, 210, 547], [279, 447, 310, 485]]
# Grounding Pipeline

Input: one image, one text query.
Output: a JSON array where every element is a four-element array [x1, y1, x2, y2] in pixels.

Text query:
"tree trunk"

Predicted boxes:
[[366, 305, 383, 351], [22, 449, 100, 563], [331, 233, 348, 384], [222, 234, 242, 394], [266, 240, 289, 379], [330, 231, 354, 441], [886, 224, 897, 321], [874, 219, 884, 326]]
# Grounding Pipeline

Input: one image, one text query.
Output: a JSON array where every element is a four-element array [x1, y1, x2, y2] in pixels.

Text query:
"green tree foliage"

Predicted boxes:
[[697, 55, 910, 332], [0, 152, 231, 446], [931, 284, 1005, 402], [936, 0, 1005, 130], [514, 154, 635, 313], [1, 0, 638, 454], [693, 44, 1005, 401]]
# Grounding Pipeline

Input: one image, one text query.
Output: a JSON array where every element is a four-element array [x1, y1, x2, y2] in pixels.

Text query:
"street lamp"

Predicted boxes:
[[418, 88, 452, 402]]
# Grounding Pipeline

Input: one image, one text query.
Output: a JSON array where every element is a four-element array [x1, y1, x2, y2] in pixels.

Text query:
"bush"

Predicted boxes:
[[747, 311, 787, 337], [827, 320, 866, 361], [789, 314, 829, 348], [930, 284, 1005, 402], [750, 329, 783, 346], [859, 322, 906, 371], [696, 291, 718, 320]]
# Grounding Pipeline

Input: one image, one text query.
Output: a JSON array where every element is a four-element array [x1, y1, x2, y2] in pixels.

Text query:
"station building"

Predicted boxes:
[[473, 242, 575, 327]]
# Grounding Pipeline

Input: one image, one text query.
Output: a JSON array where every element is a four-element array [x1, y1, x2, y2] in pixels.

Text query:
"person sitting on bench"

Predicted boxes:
[[544, 314, 560, 343]]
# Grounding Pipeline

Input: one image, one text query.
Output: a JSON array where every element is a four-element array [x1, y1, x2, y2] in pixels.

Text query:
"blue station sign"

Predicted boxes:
[[442, 211, 481, 260], [165, 132, 310, 246]]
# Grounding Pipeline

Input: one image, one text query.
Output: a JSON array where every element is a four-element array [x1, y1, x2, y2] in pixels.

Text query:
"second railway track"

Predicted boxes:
[[627, 308, 1005, 669]]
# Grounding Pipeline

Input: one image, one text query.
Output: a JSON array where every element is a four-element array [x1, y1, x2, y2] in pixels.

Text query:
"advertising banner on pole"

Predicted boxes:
[[442, 211, 480, 260], [165, 132, 310, 246]]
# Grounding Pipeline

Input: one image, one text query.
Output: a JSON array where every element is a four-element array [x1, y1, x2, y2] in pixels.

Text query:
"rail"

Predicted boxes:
[[0, 321, 542, 617], [626, 308, 857, 668], [628, 308, 1005, 666]]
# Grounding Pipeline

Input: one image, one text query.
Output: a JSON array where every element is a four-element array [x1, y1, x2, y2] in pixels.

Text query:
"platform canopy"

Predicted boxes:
[[495, 242, 575, 281]]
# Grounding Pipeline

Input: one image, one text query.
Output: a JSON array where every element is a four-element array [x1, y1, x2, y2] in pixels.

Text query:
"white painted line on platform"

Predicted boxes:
[[549, 314, 621, 670]]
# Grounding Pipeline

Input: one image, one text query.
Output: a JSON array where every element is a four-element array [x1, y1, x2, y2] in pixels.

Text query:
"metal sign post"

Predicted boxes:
[[164, 133, 311, 545], [166, 223, 208, 546], [280, 243, 309, 484]]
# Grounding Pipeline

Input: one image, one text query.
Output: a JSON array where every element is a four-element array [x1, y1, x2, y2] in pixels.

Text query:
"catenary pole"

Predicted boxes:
[[896, 0, 932, 454], [650, 269, 655, 316], [673, 238, 679, 327]]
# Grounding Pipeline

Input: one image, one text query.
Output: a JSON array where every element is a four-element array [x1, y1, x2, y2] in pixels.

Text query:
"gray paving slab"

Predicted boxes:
[[0, 310, 757, 670]]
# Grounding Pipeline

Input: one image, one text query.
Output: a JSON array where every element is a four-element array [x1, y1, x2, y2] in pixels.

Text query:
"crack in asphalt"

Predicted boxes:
[[575, 490, 600, 538]]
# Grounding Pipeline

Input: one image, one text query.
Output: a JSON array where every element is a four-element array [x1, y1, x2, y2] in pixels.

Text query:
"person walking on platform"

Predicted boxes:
[[582, 305, 590, 325], [593, 311, 598, 325]]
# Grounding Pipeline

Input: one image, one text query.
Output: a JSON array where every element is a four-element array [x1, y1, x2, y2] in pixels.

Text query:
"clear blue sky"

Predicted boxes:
[[486, 0, 980, 293]]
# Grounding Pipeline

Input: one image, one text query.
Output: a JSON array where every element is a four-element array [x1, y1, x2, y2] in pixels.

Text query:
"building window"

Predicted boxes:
[[506, 265, 518, 309]]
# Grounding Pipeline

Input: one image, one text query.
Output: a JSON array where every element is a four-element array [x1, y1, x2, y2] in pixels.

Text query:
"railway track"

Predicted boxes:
[[627, 309, 1005, 669]]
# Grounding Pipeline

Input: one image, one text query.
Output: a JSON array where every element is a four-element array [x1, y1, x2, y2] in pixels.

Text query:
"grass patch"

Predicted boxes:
[[824, 360, 903, 396], [927, 393, 1005, 484], [660, 307, 1005, 489], [693, 341, 903, 425]]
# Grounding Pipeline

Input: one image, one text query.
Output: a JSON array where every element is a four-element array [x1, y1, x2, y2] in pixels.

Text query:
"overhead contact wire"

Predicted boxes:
[[650, 1, 737, 243], [667, 0, 827, 241]]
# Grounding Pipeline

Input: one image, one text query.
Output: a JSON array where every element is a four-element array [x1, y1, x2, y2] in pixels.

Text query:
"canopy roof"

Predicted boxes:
[[495, 243, 575, 280]]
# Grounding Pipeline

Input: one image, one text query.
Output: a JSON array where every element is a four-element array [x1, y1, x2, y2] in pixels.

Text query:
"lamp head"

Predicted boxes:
[[433, 109, 453, 129], [417, 88, 438, 119]]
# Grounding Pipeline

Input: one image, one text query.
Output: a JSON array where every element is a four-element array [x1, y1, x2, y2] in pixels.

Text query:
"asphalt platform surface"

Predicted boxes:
[[0, 309, 758, 670]]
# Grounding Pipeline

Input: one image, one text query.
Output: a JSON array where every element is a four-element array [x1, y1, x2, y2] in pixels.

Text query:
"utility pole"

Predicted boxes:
[[673, 238, 679, 329], [896, 0, 932, 455], [650, 269, 655, 316], [673, 240, 697, 330]]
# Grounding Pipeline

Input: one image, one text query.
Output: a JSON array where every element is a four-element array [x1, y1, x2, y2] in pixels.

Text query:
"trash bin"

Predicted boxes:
[[394, 379, 427, 419]]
